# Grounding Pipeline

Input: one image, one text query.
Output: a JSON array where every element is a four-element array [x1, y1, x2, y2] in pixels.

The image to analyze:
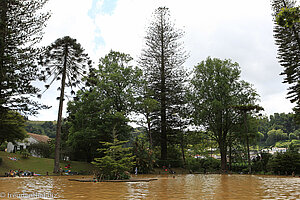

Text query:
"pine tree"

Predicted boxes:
[[39, 36, 91, 173], [139, 7, 188, 160], [272, 0, 300, 120], [0, 0, 50, 117]]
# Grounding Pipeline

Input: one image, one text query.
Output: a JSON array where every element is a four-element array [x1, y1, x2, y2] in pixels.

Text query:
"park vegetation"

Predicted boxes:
[[0, 0, 299, 179]]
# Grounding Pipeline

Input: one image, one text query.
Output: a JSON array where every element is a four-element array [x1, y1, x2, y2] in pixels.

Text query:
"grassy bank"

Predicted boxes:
[[0, 151, 96, 176]]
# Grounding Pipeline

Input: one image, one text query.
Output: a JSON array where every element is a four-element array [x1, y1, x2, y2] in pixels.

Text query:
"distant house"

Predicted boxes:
[[261, 147, 287, 154], [6, 133, 50, 157]]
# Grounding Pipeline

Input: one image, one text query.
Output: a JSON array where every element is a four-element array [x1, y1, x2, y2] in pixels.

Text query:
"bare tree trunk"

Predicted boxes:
[[53, 45, 68, 173], [244, 111, 251, 174]]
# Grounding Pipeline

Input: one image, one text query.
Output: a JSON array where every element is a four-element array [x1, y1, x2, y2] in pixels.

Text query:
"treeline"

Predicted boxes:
[[25, 121, 56, 138], [258, 113, 300, 147], [1, 0, 299, 175]]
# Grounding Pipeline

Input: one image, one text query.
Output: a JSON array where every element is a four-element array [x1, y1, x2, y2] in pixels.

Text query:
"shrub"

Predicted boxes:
[[27, 142, 51, 158], [92, 139, 135, 181], [20, 149, 30, 159], [0, 157, 2, 165], [187, 157, 220, 173], [267, 150, 300, 175]]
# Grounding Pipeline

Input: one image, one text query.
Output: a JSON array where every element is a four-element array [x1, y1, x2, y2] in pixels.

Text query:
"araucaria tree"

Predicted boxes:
[[0, 0, 50, 117], [139, 7, 188, 160], [189, 57, 259, 171], [271, 0, 300, 120], [39, 36, 91, 173]]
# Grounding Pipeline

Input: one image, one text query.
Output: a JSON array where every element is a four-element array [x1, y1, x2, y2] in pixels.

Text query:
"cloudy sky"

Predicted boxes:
[[30, 0, 296, 121]]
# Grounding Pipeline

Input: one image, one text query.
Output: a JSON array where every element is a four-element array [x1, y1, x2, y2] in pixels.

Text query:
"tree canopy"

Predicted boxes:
[[39, 36, 91, 173], [139, 7, 188, 160], [0, 0, 50, 117], [189, 57, 260, 171]]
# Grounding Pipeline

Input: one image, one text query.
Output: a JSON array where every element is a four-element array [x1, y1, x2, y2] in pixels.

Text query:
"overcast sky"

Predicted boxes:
[[29, 0, 297, 121]]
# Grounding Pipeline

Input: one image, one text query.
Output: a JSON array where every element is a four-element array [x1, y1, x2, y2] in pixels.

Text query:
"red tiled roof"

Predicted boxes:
[[27, 133, 50, 143]]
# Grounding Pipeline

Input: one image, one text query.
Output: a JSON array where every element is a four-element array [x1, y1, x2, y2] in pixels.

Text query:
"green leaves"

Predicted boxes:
[[276, 7, 300, 28], [0, 0, 50, 116], [92, 138, 135, 180]]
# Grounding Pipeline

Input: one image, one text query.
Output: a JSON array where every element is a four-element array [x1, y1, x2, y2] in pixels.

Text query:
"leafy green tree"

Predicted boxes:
[[87, 51, 142, 115], [132, 134, 155, 174], [189, 57, 259, 171], [271, 0, 300, 121], [39, 36, 91, 173], [276, 6, 300, 28], [252, 152, 273, 173], [0, 111, 27, 146], [0, 0, 50, 129], [233, 105, 263, 173], [27, 141, 52, 158], [136, 85, 159, 148], [92, 135, 135, 181], [269, 113, 299, 133], [139, 7, 188, 160], [67, 51, 140, 161], [268, 149, 300, 175], [266, 129, 288, 146], [0, 0, 50, 114]]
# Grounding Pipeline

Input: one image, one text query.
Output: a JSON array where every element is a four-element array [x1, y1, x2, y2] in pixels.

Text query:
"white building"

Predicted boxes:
[[6, 133, 50, 157], [261, 147, 287, 154]]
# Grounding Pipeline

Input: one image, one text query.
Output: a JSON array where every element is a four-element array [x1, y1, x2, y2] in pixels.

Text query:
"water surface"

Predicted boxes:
[[0, 174, 299, 199]]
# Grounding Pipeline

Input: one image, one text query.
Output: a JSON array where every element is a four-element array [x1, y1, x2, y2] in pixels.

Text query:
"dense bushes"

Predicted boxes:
[[187, 157, 220, 173], [27, 142, 52, 158], [268, 150, 300, 175], [252, 152, 273, 173]]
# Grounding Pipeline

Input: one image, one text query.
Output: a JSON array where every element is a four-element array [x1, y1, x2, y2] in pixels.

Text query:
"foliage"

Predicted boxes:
[[252, 152, 273, 173], [0, 0, 50, 117], [139, 7, 188, 160], [39, 36, 91, 173], [132, 135, 155, 174], [20, 149, 30, 159], [92, 138, 135, 180], [27, 142, 52, 158], [269, 113, 299, 133], [275, 139, 300, 148], [187, 157, 220, 173], [0, 157, 2, 165], [67, 51, 139, 162], [267, 150, 300, 175], [25, 121, 56, 138], [87, 50, 142, 115], [271, 0, 300, 121], [276, 6, 300, 28], [0, 111, 27, 146], [266, 129, 288, 146], [189, 57, 259, 171]]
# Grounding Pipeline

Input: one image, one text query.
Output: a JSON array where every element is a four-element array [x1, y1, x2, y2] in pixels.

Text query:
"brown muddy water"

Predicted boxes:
[[0, 174, 299, 199]]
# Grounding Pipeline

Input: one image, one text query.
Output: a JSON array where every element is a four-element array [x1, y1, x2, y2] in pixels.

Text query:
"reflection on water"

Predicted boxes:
[[0, 174, 299, 199]]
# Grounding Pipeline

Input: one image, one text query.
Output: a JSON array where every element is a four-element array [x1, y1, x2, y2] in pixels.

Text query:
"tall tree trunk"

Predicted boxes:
[[220, 143, 227, 172], [246, 135, 251, 173], [53, 45, 68, 173], [147, 114, 153, 149], [160, 14, 167, 160], [180, 138, 186, 167], [244, 111, 251, 174], [229, 134, 232, 171]]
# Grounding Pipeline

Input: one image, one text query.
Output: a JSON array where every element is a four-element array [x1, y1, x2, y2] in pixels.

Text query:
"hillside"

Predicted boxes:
[[25, 121, 56, 138]]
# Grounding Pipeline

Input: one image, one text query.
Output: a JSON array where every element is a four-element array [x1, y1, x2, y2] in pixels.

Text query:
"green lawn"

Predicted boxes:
[[0, 151, 96, 176]]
